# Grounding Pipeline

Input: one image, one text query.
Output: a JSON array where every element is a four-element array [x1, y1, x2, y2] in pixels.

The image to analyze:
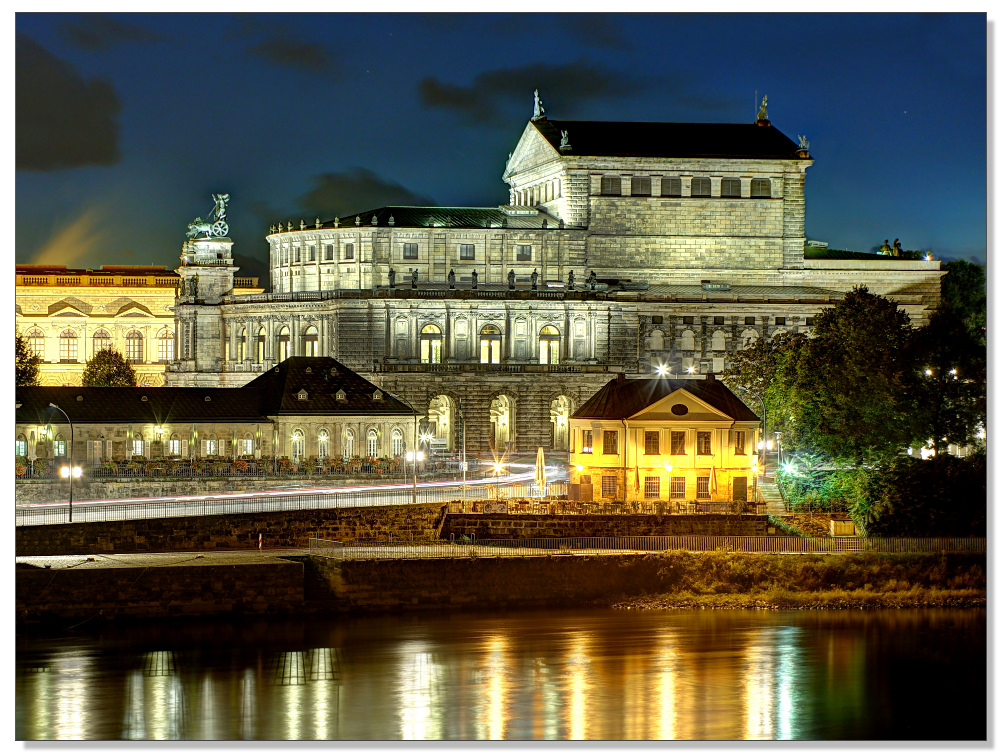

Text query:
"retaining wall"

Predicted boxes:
[[15, 504, 447, 557], [441, 513, 770, 539]]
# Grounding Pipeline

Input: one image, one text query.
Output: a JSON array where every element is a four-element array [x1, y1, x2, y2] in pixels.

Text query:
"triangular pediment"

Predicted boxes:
[[630, 388, 734, 423], [503, 121, 562, 181], [47, 301, 89, 317], [116, 302, 154, 317]]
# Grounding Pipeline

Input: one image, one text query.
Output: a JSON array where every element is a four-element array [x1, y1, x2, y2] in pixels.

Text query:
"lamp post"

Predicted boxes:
[[404, 443, 424, 506], [49, 402, 79, 522]]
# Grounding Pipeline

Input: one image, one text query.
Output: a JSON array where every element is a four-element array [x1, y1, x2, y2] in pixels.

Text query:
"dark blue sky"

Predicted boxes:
[[15, 13, 986, 284]]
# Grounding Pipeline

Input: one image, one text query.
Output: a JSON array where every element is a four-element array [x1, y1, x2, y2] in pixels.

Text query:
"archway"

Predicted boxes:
[[539, 325, 560, 364], [490, 394, 513, 450], [480, 325, 501, 364], [420, 324, 442, 364], [427, 395, 452, 451], [550, 395, 572, 450]]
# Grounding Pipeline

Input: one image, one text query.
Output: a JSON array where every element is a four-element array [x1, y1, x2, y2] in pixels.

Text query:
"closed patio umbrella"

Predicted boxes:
[[535, 446, 546, 496]]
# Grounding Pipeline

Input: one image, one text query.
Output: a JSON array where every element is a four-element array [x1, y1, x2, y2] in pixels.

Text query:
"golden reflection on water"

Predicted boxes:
[[15, 609, 985, 741]]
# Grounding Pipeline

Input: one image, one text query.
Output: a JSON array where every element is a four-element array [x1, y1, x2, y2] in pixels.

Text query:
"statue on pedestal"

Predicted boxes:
[[508, 269, 515, 289], [531, 269, 538, 290], [568, 270, 575, 290], [448, 269, 456, 289], [411, 268, 418, 288], [756, 94, 768, 122], [388, 268, 396, 288], [532, 89, 546, 121], [471, 269, 478, 289]]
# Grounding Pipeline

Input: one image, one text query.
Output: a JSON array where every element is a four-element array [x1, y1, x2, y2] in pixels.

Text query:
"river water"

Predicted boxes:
[[16, 607, 984, 741]]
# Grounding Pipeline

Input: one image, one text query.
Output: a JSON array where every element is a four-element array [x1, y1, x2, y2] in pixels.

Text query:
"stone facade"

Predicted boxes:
[[136, 112, 951, 453]]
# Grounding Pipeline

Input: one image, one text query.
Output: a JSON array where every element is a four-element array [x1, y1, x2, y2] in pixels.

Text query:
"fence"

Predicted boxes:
[[307, 535, 987, 560]]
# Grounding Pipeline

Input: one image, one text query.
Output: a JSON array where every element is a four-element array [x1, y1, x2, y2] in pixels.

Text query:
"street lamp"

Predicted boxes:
[[49, 402, 79, 522], [404, 444, 424, 505]]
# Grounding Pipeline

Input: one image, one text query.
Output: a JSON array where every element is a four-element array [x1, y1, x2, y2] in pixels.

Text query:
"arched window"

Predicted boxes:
[[158, 328, 174, 362], [317, 429, 329, 460], [53, 433, 67, 458], [750, 178, 771, 198], [741, 329, 760, 349], [480, 325, 501, 364], [550, 395, 571, 451], [256, 328, 266, 362], [277, 326, 290, 362], [168, 432, 181, 456], [125, 330, 143, 363], [92, 328, 111, 356], [490, 395, 512, 450], [601, 175, 621, 196], [26, 327, 45, 358], [303, 325, 318, 357], [680, 329, 695, 351], [59, 329, 78, 363], [238, 432, 254, 456], [15, 433, 27, 457], [366, 428, 379, 458], [711, 330, 727, 351], [770, 329, 787, 340], [132, 432, 145, 457], [539, 325, 560, 365], [238, 328, 247, 361], [420, 324, 442, 364], [649, 329, 665, 351], [203, 432, 218, 457], [343, 428, 355, 459], [291, 430, 305, 461], [391, 428, 404, 457]]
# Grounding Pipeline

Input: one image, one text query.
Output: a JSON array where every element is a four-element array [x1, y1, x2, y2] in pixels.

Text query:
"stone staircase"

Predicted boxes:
[[756, 478, 787, 515], [758, 476, 835, 539]]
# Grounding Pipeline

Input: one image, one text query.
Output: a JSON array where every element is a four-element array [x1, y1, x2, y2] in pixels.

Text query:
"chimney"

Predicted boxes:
[[617, 372, 626, 385], [706, 373, 716, 383]]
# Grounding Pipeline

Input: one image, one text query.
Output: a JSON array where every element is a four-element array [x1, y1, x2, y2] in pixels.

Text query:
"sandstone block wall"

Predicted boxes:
[[440, 513, 769, 539]]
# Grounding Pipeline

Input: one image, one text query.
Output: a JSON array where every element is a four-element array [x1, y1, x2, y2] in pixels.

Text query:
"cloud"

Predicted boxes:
[[246, 37, 334, 74], [57, 13, 165, 51], [298, 169, 434, 218], [16, 35, 120, 171], [418, 61, 649, 125], [563, 15, 627, 49], [30, 206, 114, 268]]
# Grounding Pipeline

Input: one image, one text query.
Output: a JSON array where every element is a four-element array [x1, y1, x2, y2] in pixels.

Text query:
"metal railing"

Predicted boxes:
[[307, 535, 987, 560]]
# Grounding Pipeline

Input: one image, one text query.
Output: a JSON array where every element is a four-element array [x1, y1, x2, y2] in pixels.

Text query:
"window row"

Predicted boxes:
[[234, 325, 320, 362], [276, 242, 539, 266], [599, 175, 771, 198], [22, 327, 174, 364], [579, 428, 746, 456], [660, 315, 813, 327], [416, 323, 562, 365]]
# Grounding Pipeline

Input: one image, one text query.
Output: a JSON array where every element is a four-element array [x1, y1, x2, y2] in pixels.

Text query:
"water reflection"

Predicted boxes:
[[16, 608, 985, 741]]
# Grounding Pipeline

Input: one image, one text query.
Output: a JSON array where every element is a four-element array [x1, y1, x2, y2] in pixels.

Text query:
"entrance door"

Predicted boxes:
[[732, 476, 747, 503]]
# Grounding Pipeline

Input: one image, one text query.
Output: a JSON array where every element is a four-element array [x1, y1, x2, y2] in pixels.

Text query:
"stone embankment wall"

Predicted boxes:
[[15, 504, 447, 557], [15, 476, 402, 505], [17, 560, 306, 623], [441, 513, 769, 539]]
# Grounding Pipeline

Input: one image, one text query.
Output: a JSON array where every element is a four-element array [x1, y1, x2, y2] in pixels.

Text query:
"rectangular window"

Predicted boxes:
[[671, 431, 686, 455], [132, 439, 144, 456], [460, 244, 475, 260], [652, 315, 663, 324], [670, 477, 686, 499], [158, 336, 173, 362], [697, 431, 712, 455], [168, 439, 181, 456], [644, 476, 660, 499], [644, 431, 659, 455], [720, 178, 741, 197], [602, 475, 618, 499], [662, 177, 682, 197], [238, 438, 253, 456], [516, 244, 532, 261], [775, 317, 786, 325], [601, 175, 621, 196], [54, 440, 66, 457], [403, 243, 418, 260], [631, 176, 651, 196], [343, 243, 355, 260], [750, 178, 771, 198], [325, 244, 334, 261], [60, 337, 78, 363], [714, 316, 725, 325], [805, 317, 814, 326], [309, 246, 316, 261], [295, 247, 301, 263], [683, 316, 694, 325], [15, 439, 26, 456], [733, 430, 746, 455], [603, 430, 619, 455], [203, 439, 218, 456], [690, 177, 712, 197], [581, 429, 593, 454], [745, 316, 756, 325], [697, 477, 711, 500]]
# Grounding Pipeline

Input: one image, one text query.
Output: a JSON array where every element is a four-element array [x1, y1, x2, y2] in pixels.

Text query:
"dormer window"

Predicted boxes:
[[336, 389, 347, 402], [297, 389, 308, 401], [373, 390, 383, 401], [204, 396, 212, 402], [305, 367, 312, 374]]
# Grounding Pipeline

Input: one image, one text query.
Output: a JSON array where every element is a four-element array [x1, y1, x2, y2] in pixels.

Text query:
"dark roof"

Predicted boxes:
[[328, 206, 558, 230], [16, 265, 177, 276], [532, 119, 803, 160], [15, 357, 413, 425], [241, 357, 413, 416], [572, 375, 759, 422]]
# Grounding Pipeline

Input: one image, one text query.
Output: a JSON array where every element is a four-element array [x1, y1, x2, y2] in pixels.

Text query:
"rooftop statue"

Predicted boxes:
[[559, 130, 571, 150], [797, 134, 809, 151], [186, 193, 230, 239], [532, 89, 546, 121], [756, 94, 768, 122]]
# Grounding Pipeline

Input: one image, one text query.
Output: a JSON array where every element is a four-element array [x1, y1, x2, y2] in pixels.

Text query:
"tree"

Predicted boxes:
[[15, 335, 40, 386], [82, 348, 138, 387], [789, 287, 918, 466], [940, 259, 986, 346], [909, 307, 986, 457]]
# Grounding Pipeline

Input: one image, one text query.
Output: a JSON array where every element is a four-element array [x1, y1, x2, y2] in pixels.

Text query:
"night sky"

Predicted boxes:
[[15, 13, 987, 286]]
